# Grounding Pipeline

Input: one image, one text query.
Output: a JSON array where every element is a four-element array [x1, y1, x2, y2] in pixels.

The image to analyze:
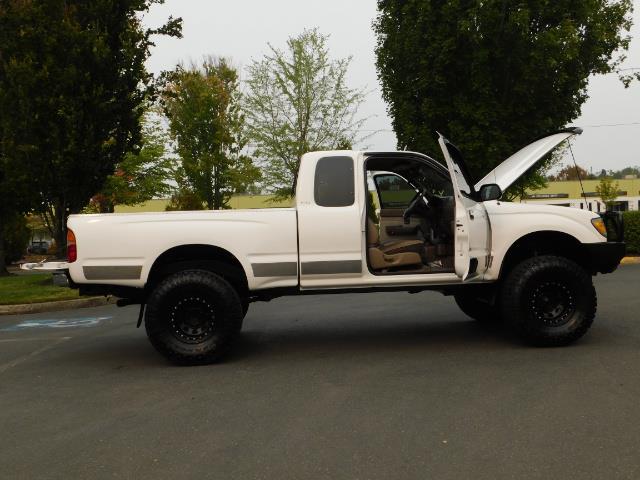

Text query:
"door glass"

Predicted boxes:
[[444, 143, 473, 196]]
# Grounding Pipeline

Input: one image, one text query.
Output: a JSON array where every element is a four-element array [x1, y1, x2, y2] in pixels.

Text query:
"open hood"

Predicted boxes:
[[473, 128, 583, 192]]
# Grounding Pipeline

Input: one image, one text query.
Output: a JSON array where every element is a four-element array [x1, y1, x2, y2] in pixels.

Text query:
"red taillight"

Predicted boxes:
[[67, 229, 77, 263]]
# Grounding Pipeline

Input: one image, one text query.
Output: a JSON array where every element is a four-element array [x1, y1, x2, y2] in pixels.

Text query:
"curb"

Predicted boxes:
[[0, 296, 116, 316], [621, 256, 640, 265]]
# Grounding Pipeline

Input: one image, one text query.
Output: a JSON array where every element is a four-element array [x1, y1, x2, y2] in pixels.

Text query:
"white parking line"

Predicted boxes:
[[0, 337, 71, 343], [0, 337, 71, 374]]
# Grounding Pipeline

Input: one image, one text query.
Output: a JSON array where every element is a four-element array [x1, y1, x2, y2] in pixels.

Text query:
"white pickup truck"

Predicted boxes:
[[27, 129, 626, 364]]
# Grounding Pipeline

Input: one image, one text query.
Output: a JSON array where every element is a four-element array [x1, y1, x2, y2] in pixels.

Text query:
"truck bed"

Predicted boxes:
[[67, 208, 299, 290]]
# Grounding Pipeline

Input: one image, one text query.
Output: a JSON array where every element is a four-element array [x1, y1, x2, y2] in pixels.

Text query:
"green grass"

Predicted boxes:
[[0, 273, 80, 305]]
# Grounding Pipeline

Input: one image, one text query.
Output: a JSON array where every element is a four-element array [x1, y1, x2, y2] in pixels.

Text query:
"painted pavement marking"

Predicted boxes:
[[0, 337, 71, 374], [0, 337, 73, 343], [0, 316, 112, 332]]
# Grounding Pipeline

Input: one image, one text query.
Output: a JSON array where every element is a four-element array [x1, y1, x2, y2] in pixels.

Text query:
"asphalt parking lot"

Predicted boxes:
[[1, 265, 639, 479]]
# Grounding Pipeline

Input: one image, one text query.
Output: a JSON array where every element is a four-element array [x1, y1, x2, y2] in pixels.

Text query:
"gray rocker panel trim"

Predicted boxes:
[[83, 266, 143, 280], [251, 262, 298, 278], [251, 260, 362, 277], [301, 260, 362, 275]]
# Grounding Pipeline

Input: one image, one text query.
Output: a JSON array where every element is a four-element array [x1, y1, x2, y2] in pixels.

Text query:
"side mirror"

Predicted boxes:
[[479, 183, 502, 202]]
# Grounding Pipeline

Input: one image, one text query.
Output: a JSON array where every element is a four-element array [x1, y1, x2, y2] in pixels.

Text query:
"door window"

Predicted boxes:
[[443, 142, 473, 196]]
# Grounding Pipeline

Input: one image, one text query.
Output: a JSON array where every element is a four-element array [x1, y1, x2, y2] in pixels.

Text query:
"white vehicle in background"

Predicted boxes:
[[25, 128, 626, 364]]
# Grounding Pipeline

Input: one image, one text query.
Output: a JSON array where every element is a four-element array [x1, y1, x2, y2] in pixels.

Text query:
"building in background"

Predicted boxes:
[[522, 178, 640, 212]]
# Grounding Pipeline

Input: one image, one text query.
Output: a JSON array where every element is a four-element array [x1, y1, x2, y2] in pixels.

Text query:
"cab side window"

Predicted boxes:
[[374, 174, 416, 209], [314, 156, 355, 207]]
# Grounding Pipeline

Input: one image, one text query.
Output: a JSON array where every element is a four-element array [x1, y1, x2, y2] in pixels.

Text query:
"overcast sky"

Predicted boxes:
[[143, 0, 640, 173]]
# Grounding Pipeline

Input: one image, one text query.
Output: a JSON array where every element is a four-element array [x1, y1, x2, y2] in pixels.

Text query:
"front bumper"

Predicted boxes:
[[584, 242, 626, 274]]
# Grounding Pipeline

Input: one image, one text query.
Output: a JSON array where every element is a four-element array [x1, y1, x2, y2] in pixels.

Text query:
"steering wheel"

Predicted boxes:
[[403, 188, 429, 224]]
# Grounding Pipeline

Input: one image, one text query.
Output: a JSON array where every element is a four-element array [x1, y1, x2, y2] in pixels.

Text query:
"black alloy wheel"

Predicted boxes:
[[169, 295, 218, 344], [529, 281, 576, 328]]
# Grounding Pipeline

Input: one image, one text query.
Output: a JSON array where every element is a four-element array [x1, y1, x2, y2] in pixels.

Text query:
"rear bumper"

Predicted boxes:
[[584, 242, 626, 274]]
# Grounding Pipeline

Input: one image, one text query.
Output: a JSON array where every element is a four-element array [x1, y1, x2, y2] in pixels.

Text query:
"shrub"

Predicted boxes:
[[165, 189, 205, 211], [623, 211, 640, 254]]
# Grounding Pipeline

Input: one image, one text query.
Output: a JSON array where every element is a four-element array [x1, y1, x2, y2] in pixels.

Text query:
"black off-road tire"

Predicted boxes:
[[500, 255, 597, 347], [145, 269, 243, 364], [454, 294, 500, 324]]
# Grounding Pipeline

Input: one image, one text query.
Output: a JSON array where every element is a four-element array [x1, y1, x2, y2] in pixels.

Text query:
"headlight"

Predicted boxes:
[[591, 218, 607, 238]]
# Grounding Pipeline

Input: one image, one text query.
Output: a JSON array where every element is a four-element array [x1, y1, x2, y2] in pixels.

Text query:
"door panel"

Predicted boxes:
[[297, 155, 363, 288], [378, 208, 421, 243], [298, 203, 363, 285], [453, 195, 491, 279], [438, 135, 491, 280]]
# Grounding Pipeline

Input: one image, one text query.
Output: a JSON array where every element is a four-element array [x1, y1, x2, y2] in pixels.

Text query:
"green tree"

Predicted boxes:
[[0, 0, 181, 257], [0, 2, 38, 274], [550, 164, 591, 181], [2, 214, 30, 265], [89, 113, 173, 213], [610, 166, 640, 179], [244, 29, 368, 199], [596, 177, 620, 210], [374, 0, 632, 197], [162, 57, 260, 210], [0, 153, 33, 275]]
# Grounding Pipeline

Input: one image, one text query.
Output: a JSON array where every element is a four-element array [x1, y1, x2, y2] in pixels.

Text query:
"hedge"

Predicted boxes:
[[623, 211, 640, 254]]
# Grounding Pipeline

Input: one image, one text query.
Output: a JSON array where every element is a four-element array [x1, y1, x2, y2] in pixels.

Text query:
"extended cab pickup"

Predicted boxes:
[[25, 129, 626, 363]]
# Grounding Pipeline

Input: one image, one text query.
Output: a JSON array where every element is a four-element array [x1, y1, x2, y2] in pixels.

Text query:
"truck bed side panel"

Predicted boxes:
[[66, 209, 299, 291]]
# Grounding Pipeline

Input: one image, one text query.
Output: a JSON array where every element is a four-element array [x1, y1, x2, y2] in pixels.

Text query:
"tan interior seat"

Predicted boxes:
[[367, 218, 424, 271], [368, 218, 424, 254]]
